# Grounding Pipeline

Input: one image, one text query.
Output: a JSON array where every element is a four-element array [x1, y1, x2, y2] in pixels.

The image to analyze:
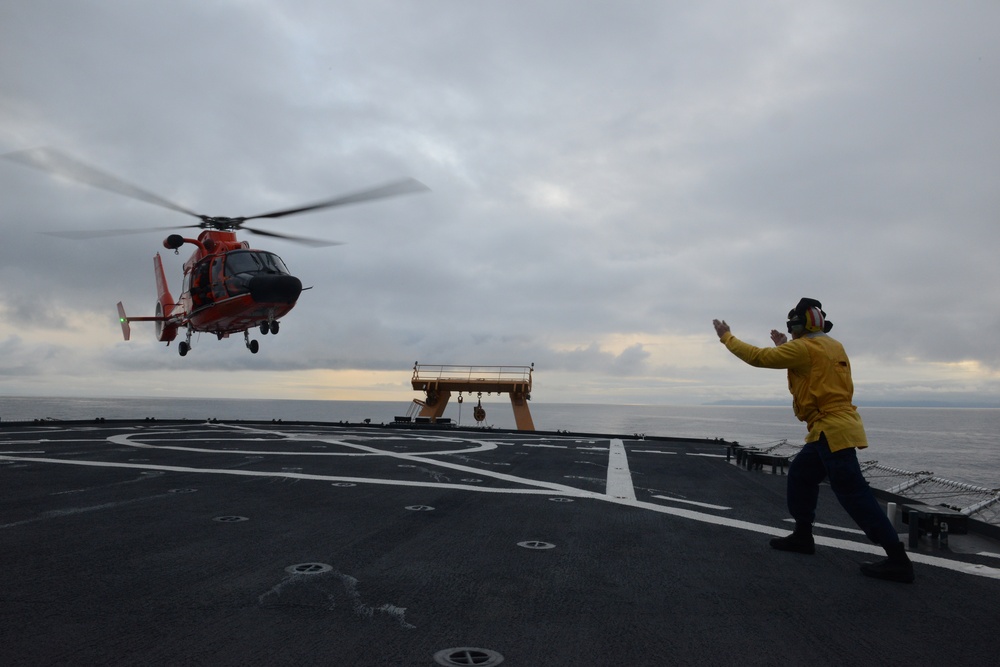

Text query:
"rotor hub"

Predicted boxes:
[[199, 216, 245, 231]]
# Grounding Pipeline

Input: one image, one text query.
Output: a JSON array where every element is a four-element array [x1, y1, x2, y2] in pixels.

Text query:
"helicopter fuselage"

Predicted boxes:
[[175, 230, 302, 337], [121, 229, 304, 354]]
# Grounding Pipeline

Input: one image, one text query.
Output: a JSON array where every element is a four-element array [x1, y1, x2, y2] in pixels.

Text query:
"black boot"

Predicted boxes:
[[770, 523, 815, 555], [861, 542, 915, 583]]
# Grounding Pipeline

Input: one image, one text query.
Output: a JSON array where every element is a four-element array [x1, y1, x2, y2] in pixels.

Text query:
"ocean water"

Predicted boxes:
[[1, 396, 997, 489]]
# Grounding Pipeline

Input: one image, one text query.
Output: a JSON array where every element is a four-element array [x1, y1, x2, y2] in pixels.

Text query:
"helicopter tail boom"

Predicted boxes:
[[116, 254, 180, 343], [116, 301, 171, 341]]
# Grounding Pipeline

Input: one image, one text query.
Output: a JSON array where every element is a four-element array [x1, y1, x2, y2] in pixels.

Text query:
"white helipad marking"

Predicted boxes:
[[4, 426, 999, 580], [608, 496, 1000, 580], [652, 495, 731, 511], [2, 439, 104, 444], [784, 518, 864, 535], [632, 450, 677, 455], [107, 430, 499, 457], [0, 455, 600, 498], [606, 440, 635, 501]]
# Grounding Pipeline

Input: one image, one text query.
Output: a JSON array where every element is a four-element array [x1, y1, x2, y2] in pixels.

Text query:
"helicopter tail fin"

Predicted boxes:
[[153, 253, 175, 315], [116, 255, 177, 344], [152, 253, 179, 342], [116, 301, 131, 341]]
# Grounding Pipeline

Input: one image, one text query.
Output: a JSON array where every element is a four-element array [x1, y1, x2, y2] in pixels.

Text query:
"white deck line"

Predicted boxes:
[[606, 439, 636, 500]]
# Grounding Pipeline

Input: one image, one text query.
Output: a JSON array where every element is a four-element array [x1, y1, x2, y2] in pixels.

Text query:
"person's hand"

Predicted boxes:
[[712, 319, 730, 339], [770, 329, 788, 346]]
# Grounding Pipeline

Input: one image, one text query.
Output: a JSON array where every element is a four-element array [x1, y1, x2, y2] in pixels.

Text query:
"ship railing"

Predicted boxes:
[[734, 452, 1000, 527], [411, 363, 533, 385], [863, 462, 1000, 524]]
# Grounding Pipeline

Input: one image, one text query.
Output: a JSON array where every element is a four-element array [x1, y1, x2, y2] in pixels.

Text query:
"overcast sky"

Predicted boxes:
[[1, 1, 998, 408]]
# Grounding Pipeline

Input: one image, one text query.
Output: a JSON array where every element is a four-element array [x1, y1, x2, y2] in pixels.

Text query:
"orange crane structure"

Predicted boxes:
[[407, 363, 535, 431]]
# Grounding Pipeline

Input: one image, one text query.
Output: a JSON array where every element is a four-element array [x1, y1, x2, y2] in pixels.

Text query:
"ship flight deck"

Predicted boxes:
[[1, 420, 998, 666]]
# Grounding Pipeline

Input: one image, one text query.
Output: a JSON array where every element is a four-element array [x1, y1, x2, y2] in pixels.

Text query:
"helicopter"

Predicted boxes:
[[2, 147, 428, 356]]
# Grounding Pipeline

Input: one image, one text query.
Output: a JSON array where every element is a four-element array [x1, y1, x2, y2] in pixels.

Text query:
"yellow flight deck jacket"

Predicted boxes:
[[720, 331, 868, 452]]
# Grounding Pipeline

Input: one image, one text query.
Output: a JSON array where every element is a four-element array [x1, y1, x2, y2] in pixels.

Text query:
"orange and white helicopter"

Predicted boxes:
[[3, 147, 427, 356]]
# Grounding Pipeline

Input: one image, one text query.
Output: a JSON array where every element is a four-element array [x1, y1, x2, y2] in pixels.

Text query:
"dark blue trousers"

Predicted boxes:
[[787, 434, 900, 547]]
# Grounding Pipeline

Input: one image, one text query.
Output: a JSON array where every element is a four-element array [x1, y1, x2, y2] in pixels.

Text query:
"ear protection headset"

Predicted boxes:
[[786, 297, 833, 334]]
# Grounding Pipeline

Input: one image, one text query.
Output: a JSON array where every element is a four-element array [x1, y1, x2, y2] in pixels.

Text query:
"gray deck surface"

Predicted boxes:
[[2, 421, 999, 666]]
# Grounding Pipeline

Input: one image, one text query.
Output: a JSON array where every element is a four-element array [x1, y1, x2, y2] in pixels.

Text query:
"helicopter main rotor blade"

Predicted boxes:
[[2, 147, 202, 219], [242, 225, 345, 248], [41, 224, 202, 240], [243, 177, 430, 221]]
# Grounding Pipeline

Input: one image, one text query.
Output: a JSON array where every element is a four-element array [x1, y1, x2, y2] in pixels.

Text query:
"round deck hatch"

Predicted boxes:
[[433, 647, 504, 666], [285, 563, 333, 575], [517, 540, 555, 550]]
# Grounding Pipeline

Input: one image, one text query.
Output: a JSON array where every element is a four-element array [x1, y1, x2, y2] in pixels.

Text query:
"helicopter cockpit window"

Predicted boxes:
[[224, 251, 290, 277], [258, 252, 290, 275], [224, 251, 261, 276]]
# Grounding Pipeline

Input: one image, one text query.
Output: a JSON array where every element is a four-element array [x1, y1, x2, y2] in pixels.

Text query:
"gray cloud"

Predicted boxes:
[[2, 1, 998, 405]]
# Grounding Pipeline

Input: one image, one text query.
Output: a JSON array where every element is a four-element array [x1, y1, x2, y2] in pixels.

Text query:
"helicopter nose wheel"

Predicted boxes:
[[259, 320, 280, 335], [244, 330, 260, 354]]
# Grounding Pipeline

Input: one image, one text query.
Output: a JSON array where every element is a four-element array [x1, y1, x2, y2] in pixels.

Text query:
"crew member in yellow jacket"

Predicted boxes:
[[712, 298, 914, 583]]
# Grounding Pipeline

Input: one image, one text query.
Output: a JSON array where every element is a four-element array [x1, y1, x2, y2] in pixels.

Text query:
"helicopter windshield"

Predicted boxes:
[[224, 250, 290, 276]]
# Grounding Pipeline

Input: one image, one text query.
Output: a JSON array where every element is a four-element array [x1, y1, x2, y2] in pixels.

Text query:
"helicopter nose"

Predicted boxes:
[[249, 274, 303, 304]]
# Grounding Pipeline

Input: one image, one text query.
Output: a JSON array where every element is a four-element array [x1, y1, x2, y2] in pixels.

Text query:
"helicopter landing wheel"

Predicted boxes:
[[244, 330, 259, 354], [260, 322, 269, 335], [270, 321, 279, 334], [178, 341, 190, 356]]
